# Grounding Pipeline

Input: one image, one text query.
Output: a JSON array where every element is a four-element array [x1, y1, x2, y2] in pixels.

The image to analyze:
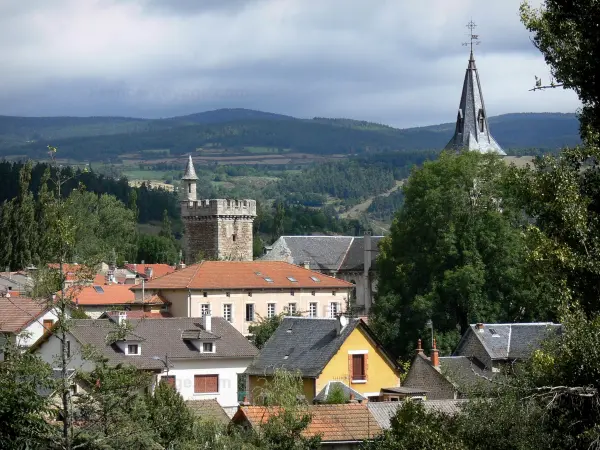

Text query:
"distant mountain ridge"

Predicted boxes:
[[0, 108, 580, 161]]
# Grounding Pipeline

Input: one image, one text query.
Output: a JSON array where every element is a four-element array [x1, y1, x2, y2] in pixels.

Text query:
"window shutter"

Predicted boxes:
[[348, 354, 353, 382], [365, 354, 369, 382], [194, 375, 205, 393], [194, 375, 219, 393]]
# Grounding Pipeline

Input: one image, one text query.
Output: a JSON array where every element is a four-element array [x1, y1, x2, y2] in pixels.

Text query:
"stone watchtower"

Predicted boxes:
[[180, 156, 256, 262]]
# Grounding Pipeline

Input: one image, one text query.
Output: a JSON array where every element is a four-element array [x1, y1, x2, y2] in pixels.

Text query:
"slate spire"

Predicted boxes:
[[182, 154, 198, 181], [445, 47, 505, 155]]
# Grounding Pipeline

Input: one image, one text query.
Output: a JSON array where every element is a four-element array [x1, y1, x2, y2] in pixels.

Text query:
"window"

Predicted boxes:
[[43, 319, 54, 330], [93, 286, 104, 294], [332, 290, 337, 296], [287, 277, 297, 282], [329, 302, 340, 318], [245, 304, 255, 322], [248, 291, 252, 297], [287, 303, 297, 315], [309, 302, 318, 317], [478, 109, 485, 132], [162, 375, 176, 387], [188, 184, 192, 194], [232, 234, 237, 242], [194, 374, 219, 393], [311, 290, 316, 296], [267, 303, 276, 318], [128, 344, 139, 355], [290, 290, 295, 296], [223, 304, 232, 322], [310, 276, 320, 282], [203, 292, 208, 297], [201, 304, 210, 316], [203, 342, 214, 353], [66, 340, 71, 358], [351, 354, 366, 382], [226, 292, 230, 297], [264, 277, 274, 283]]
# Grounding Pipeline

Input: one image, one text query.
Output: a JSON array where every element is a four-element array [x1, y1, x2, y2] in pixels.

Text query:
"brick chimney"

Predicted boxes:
[[303, 261, 310, 270], [145, 266, 153, 279], [476, 323, 484, 332], [416, 338, 424, 354], [431, 339, 439, 367]]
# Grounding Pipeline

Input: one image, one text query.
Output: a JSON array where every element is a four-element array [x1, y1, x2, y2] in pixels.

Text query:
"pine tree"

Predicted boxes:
[[11, 162, 37, 270]]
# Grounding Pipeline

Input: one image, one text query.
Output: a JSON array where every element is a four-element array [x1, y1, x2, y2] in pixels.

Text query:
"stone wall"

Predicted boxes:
[[182, 199, 256, 262], [403, 354, 457, 400]]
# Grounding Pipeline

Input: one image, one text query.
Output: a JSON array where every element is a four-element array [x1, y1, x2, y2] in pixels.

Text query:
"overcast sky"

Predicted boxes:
[[0, 0, 581, 128]]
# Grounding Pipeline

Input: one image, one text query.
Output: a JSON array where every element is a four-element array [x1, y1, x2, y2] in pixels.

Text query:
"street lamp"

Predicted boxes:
[[152, 353, 172, 379], [425, 319, 434, 349]]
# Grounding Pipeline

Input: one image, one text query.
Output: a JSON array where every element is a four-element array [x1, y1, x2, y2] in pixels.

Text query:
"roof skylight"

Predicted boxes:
[[310, 276, 321, 282], [93, 286, 105, 294], [264, 277, 274, 283], [287, 277, 298, 282]]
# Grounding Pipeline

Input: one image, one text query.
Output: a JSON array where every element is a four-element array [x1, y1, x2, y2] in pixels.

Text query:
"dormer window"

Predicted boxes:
[[478, 109, 485, 132], [203, 342, 214, 353], [127, 344, 140, 355], [456, 110, 464, 133]]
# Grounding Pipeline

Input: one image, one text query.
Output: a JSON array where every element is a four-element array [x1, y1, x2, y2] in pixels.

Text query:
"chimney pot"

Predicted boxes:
[[417, 338, 423, 354], [476, 323, 484, 331], [303, 261, 310, 270], [431, 338, 439, 367]]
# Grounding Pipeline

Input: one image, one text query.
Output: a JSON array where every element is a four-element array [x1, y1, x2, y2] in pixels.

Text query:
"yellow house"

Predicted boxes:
[[245, 316, 400, 402]]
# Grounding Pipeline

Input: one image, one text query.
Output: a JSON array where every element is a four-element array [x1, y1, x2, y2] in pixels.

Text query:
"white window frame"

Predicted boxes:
[[329, 302, 340, 318], [309, 302, 318, 318], [200, 303, 211, 316], [127, 343, 140, 355], [267, 303, 276, 319], [223, 303, 233, 323], [202, 342, 215, 353], [287, 303, 297, 315]]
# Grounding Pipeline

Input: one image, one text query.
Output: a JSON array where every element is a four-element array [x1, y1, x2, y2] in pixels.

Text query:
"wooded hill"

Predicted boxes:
[[0, 109, 580, 161]]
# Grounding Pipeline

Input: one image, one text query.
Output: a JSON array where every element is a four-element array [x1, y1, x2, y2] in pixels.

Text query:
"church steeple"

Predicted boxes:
[[445, 22, 504, 155]]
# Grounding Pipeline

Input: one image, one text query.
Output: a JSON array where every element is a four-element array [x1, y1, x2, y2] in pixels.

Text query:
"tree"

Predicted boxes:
[[521, 0, 600, 145], [371, 151, 550, 358], [158, 209, 173, 240], [324, 384, 347, 404], [251, 370, 321, 450], [0, 343, 55, 449], [146, 381, 195, 448], [136, 233, 179, 265], [363, 400, 466, 450], [248, 313, 286, 349], [10, 162, 37, 269]]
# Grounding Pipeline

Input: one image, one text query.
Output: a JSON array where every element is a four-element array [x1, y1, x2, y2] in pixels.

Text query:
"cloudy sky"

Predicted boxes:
[[0, 0, 581, 128]]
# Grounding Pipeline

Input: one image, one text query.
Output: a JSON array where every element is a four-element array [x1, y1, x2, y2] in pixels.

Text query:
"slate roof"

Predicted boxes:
[[245, 317, 361, 377], [445, 50, 505, 155], [368, 400, 468, 429], [313, 381, 367, 403], [455, 322, 562, 361], [186, 399, 230, 424], [0, 296, 50, 333], [438, 355, 495, 393], [99, 310, 173, 320], [182, 155, 198, 180], [232, 404, 382, 443], [260, 235, 383, 272], [40, 317, 258, 370], [133, 261, 352, 290]]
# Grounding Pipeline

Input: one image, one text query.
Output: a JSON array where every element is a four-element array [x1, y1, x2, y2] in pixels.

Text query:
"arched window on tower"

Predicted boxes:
[[188, 184, 192, 194], [478, 109, 485, 132]]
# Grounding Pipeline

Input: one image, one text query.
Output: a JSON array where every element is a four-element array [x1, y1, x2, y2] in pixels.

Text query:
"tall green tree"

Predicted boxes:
[[11, 162, 37, 269], [371, 151, 549, 358], [521, 0, 600, 145], [146, 381, 195, 448]]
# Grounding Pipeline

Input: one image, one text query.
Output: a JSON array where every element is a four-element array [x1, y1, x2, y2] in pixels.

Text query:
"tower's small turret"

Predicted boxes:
[[180, 157, 256, 262], [182, 155, 198, 202]]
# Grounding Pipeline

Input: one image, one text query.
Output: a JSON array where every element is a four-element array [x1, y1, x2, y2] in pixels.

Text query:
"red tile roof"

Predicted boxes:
[[133, 261, 353, 290], [0, 296, 50, 333], [125, 264, 176, 279], [47, 263, 96, 282], [233, 404, 381, 443], [67, 285, 168, 306], [100, 310, 172, 319]]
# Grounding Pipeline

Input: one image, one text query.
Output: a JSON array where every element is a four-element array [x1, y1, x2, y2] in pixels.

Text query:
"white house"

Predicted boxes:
[[32, 314, 258, 408], [0, 295, 61, 357]]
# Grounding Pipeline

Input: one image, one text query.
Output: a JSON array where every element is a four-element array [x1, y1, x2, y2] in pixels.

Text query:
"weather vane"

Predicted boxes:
[[462, 20, 481, 53]]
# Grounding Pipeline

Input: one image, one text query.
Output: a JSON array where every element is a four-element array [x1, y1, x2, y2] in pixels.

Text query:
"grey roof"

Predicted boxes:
[[368, 400, 468, 429], [381, 386, 428, 395], [181, 329, 221, 341], [261, 236, 383, 272], [182, 155, 198, 181], [455, 322, 562, 361], [314, 381, 367, 403], [64, 317, 258, 370], [445, 50, 505, 155], [438, 355, 495, 393], [186, 399, 230, 424], [246, 317, 362, 377]]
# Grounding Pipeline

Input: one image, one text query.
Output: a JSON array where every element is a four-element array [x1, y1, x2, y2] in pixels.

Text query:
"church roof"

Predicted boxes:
[[445, 50, 505, 155], [182, 155, 198, 180]]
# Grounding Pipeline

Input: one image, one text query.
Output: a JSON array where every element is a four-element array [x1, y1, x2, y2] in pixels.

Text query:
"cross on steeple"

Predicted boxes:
[[462, 20, 481, 55]]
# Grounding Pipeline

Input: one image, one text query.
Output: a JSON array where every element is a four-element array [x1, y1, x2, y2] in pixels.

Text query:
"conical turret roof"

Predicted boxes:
[[445, 50, 505, 155], [182, 155, 198, 181]]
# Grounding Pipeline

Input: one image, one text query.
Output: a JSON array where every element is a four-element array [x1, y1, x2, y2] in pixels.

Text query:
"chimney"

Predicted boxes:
[[133, 263, 137, 273], [416, 338, 424, 354], [203, 314, 212, 332], [335, 315, 348, 335], [303, 261, 310, 270], [431, 339, 439, 368], [348, 393, 358, 403], [476, 323, 484, 332], [145, 267, 153, 279]]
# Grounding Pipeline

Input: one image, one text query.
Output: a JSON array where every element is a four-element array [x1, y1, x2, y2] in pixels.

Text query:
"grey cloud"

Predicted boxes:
[[136, 0, 266, 15]]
